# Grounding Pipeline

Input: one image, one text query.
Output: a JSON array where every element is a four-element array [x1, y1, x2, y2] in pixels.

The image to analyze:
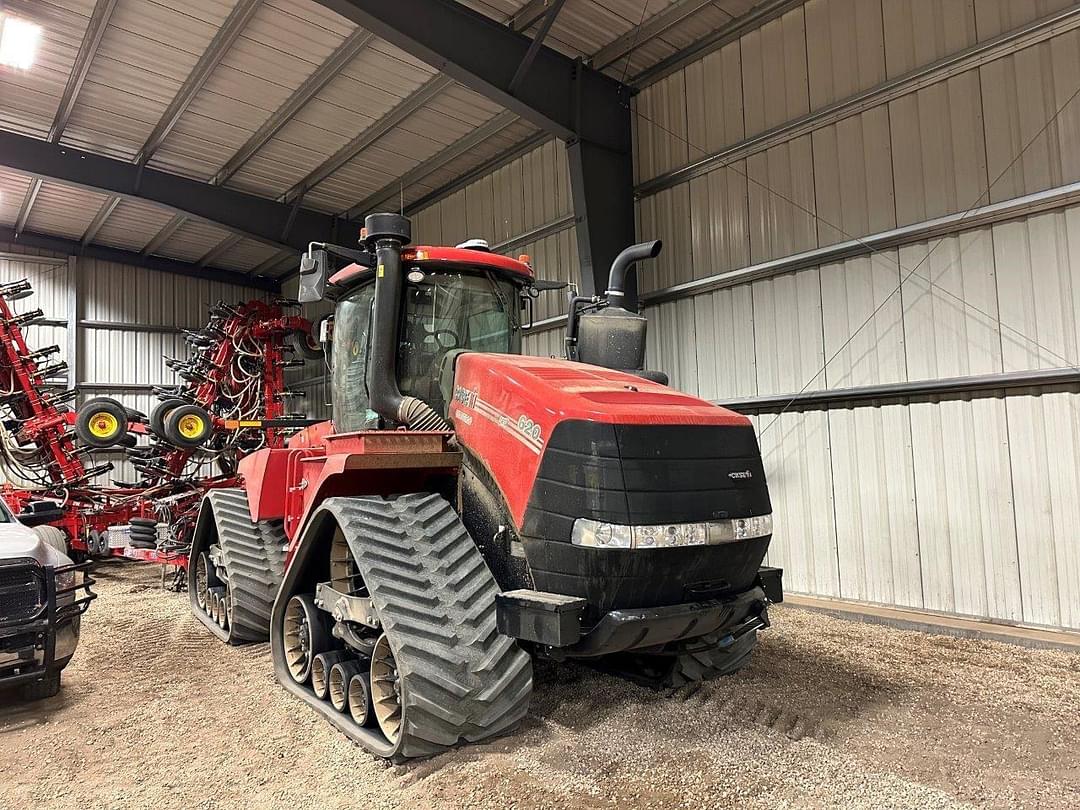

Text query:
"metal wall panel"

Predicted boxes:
[[974, 0, 1074, 40], [804, 0, 886, 110], [1006, 387, 1080, 629], [757, 409, 840, 598], [888, 69, 989, 226], [740, 6, 810, 135], [819, 251, 906, 389], [908, 395, 1023, 623], [746, 136, 819, 261], [980, 28, 1080, 204], [992, 206, 1080, 373], [751, 267, 824, 395], [683, 41, 744, 156], [881, 0, 976, 78], [899, 229, 1003, 380], [686, 161, 751, 279], [811, 109, 896, 246], [827, 404, 921, 608]]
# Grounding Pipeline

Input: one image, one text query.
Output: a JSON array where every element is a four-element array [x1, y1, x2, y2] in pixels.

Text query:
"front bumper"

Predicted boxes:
[[497, 566, 782, 658], [0, 560, 95, 688]]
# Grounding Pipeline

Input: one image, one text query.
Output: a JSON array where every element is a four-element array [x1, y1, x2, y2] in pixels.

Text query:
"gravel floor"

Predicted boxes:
[[1, 563, 1077, 810]]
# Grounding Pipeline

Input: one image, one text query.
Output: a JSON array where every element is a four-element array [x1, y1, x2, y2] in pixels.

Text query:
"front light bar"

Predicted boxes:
[[571, 514, 773, 549]]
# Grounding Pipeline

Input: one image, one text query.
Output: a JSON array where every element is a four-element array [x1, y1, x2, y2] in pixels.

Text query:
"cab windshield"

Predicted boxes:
[[332, 268, 521, 432]]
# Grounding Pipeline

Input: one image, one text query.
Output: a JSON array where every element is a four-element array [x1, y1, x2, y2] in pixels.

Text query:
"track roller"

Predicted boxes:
[[312, 651, 349, 700], [328, 659, 366, 713], [188, 489, 287, 644], [348, 672, 373, 727]]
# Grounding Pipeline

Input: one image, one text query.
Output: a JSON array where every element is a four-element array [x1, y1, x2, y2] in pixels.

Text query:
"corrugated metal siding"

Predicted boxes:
[[147, 0, 356, 181], [24, 181, 112, 240], [0, 0, 93, 139], [60, 0, 235, 160]]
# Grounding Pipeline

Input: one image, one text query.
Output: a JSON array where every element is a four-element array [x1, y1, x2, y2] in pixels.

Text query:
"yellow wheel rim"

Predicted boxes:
[[177, 413, 206, 439], [88, 412, 119, 439]]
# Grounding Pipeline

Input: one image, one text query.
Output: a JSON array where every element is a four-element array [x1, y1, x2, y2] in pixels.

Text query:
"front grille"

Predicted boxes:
[[0, 561, 46, 625], [523, 421, 772, 542]]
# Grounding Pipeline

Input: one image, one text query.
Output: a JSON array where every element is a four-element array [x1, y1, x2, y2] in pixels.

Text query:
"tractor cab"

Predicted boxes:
[[326, 245, 532, 431]]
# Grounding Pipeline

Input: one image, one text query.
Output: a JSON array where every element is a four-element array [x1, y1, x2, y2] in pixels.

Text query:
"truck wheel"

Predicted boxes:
[[163, 404, 213, 449], [22, 669, 61, 701], [75, 398, 129, 448], [32, 525, 68, 555]]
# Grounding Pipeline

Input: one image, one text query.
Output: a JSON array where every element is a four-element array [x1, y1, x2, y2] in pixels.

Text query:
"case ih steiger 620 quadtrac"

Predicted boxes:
[[188, 213, 782, 760]]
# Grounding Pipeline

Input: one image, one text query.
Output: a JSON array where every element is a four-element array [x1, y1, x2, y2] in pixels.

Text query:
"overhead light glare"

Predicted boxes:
[[0, 16, 42, 70]]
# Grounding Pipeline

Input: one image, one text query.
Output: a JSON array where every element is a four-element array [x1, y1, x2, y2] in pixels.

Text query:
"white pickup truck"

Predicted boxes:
[[0, 503, 95, 700]]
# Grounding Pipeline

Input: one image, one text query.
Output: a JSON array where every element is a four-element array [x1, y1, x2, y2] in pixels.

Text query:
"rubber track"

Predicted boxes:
[[666, 629, 758, 687], [327, 493, 533, 759], [204, 489, 286, 643]]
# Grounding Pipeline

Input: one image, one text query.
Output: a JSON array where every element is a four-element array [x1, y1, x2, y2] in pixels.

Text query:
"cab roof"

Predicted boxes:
[[329, 246, 534, 288]]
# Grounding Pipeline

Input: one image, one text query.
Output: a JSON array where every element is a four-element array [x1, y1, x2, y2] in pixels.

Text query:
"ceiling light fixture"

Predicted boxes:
[[0, 16, 42, 70]]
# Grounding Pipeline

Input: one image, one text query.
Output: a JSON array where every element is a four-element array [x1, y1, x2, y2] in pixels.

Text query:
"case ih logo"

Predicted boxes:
[[728, 470, 753, 480], [453, 386, 478, 408]]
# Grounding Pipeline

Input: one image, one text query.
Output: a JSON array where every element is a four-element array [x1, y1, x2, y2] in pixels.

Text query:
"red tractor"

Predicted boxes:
[[188, 213, 781, 760]]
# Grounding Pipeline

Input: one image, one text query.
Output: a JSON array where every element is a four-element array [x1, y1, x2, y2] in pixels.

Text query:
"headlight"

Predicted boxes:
[[55, 568, 77, 593], [571, 514, 773, 549]]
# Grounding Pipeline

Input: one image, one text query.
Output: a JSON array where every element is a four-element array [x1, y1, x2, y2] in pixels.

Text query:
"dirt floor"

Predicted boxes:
[[1, 564, 1077, 810]]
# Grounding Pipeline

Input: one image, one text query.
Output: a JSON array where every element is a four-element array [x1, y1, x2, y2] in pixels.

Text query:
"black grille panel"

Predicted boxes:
[[522, 420, 772, 541], [0, 561, 45, 625]]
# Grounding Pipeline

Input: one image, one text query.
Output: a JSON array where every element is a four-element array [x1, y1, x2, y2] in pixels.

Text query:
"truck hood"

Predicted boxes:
[[0, 522, 70, 567]]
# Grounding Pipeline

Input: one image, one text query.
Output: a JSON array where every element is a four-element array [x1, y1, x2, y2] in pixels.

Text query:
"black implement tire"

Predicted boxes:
[[22, 670, 61, 701], [149, 398, 187, 437], [288, 328, 323, 360], [75, 398, 128, 448], [162, 404, 213, 449], [130, 517, 157, 528], [665, 630, 758, 687], [129, 539, 157, 550]]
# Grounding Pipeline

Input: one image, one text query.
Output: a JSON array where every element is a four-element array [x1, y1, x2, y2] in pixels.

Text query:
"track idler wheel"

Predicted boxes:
[[194, 552, 211, 610], [370, 634, 402, 745], [283, 595, 329, 685]]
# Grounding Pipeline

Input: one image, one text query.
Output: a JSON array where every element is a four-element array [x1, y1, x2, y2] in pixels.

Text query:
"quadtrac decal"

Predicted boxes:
[[453, 385, 543, 455]]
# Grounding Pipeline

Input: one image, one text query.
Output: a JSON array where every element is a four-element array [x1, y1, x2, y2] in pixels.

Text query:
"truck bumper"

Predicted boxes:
[[497, 566, 782, 658], [0, 560, 94, 690]]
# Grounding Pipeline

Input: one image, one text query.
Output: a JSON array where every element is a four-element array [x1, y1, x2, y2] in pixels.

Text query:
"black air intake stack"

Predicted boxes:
[[576, 241, 663, 374], [364, 213, 451, 432]]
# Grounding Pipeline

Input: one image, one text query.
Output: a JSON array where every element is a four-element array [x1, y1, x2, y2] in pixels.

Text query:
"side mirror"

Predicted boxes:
[[298, 247, 329, 303], [532, 279, 569, 292]]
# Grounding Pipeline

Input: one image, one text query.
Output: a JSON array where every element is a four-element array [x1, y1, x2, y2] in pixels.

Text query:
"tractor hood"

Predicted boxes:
[[448, 353, 766, 529]]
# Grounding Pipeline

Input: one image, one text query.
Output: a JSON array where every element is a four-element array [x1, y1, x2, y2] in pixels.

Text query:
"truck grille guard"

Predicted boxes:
[[0, 558, 96, 631]]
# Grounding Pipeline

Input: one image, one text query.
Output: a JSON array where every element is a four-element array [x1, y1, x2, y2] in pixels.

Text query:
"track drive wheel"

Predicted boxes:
[[271, 493, 533, 760]]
